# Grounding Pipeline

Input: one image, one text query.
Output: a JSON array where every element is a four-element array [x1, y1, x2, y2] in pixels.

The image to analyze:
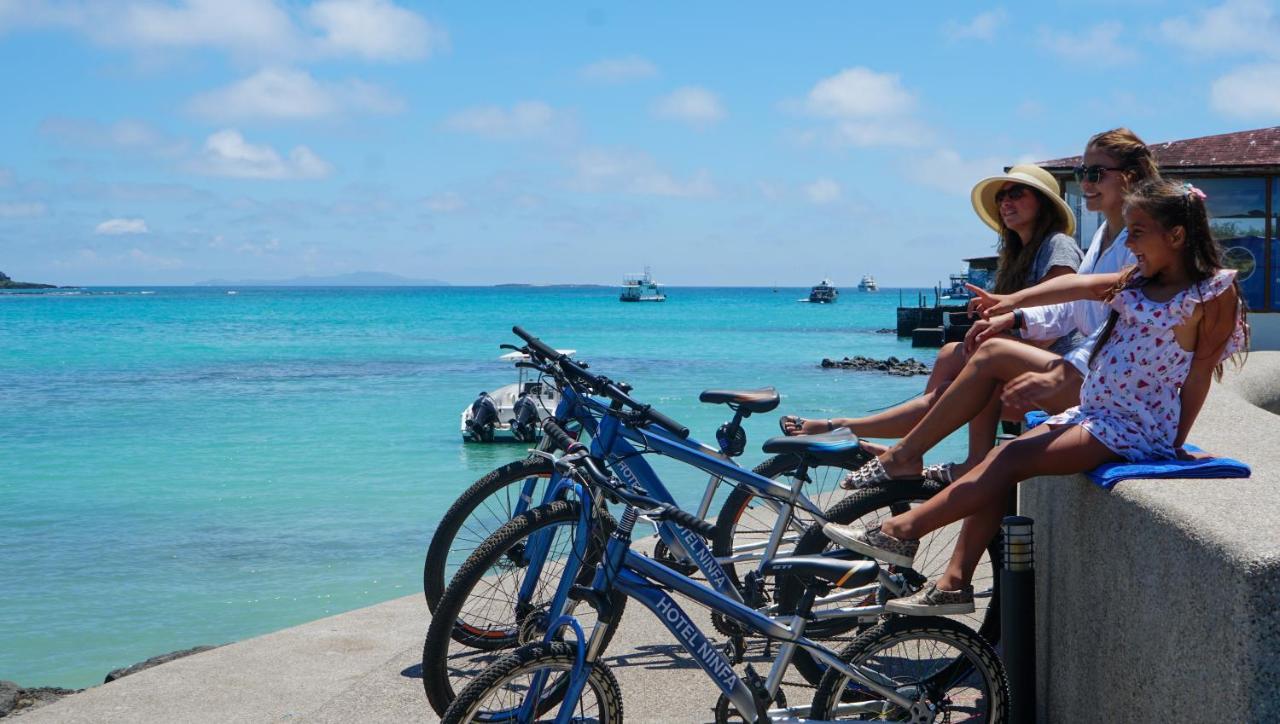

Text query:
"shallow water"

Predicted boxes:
[[0, 286, 966, 687]]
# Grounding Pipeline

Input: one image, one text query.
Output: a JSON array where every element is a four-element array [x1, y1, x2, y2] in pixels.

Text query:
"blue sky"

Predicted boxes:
[[1, 0, 1278, 286]]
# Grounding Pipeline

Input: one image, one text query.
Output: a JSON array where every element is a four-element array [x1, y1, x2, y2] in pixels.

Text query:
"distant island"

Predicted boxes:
[[195, 271, 450, 287], [0, 270, 57, 289]]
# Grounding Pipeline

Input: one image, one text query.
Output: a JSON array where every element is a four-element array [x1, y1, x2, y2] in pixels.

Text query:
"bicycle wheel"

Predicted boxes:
[[442, 642, 624, 724], [423, 501, 626, 716], [425, 457, 555, 610], [775, 480, 1001, 686], [711, 454, 865, 595], [809, 616, 1008, 722]]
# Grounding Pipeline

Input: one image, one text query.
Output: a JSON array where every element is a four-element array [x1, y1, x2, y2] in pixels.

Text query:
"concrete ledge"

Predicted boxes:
[[1022, 351, 1280, 722]]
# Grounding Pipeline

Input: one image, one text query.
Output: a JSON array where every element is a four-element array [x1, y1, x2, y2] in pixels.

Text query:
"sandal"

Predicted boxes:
[[779, 415, 806, 436], [923, 462, 957, 485], [841, 456, 926, 490]]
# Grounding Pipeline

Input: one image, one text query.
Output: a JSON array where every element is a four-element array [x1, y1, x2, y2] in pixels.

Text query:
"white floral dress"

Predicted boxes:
[[1045, 269, 1247, 461]]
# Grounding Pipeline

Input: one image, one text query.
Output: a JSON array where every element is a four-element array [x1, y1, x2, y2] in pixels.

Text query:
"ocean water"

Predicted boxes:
[[0, 286, 967, 688]]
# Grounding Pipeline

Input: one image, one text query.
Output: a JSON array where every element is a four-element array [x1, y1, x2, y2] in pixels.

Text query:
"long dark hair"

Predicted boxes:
[[1090, 179, 1249, 378], [992, 186, 1067, 294]]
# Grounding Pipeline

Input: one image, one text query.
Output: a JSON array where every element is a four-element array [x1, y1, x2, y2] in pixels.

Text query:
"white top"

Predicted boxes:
[[1020, 224, 1135, 374]]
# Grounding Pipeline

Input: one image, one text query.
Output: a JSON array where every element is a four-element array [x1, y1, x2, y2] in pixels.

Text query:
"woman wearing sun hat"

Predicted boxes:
[[780, 162, 1083, 440]]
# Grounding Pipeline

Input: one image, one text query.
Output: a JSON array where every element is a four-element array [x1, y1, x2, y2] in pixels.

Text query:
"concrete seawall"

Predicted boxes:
[[1022, 351, 1280, 722]]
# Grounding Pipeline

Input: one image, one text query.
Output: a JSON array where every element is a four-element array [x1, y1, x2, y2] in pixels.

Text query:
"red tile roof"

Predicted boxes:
[[1037, 126, 1280, 173]]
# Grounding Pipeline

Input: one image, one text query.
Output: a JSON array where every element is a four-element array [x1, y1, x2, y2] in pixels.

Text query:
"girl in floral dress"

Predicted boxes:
[[823, 178, 1250, 614]]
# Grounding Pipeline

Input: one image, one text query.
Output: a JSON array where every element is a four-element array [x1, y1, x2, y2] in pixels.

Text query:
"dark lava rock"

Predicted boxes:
[[820, 355, 930, 376], [874, 328, 895, 334], [0, 680, 82, 718], [104, 645, 220, 683]]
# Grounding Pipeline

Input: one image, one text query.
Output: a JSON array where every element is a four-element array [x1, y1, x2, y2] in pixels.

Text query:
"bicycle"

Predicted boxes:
[[439, 439, 1009, 723], [422, 329, 1000, 714]]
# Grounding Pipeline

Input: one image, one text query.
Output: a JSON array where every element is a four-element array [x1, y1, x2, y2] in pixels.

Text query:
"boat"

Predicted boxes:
[[620, 267, 666, 302], [939, 271, 976, 302], [807, 279, 838, 303], [857, 275, 878, 292], [460, 350, 573, 443]]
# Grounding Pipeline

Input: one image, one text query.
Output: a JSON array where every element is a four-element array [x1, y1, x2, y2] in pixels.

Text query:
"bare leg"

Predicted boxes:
[[882, 424, 1118, 552], [835, 343, 968, 438], [936, 507, 1004, 591], [874, 338, 1077, 477]]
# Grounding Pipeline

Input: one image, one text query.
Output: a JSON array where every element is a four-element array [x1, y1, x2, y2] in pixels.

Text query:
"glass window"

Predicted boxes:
[[1182, 177, 1268, 311], [1272, 177, 1278, 311], [1064, 180, 1105, 250]]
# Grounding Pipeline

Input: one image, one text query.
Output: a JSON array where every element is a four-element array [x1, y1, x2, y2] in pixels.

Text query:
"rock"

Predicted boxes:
[[104, 645, 220, 683], [874, 328, 895, 334], [819, 355, 931, 376], [0, 680, 81, 718]]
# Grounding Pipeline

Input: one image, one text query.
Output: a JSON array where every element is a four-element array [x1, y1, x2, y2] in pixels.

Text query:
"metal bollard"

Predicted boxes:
[[1001, 515, 1036, 723]]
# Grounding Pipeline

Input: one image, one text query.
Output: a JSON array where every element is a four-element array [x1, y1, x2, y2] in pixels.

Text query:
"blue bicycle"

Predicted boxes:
[[423, 330, 1000, 713], [440, 437, 1009, 723]]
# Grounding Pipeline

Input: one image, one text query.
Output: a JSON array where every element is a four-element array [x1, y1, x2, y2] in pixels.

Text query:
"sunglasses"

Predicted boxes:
[[994, 186, 1032, 204], [1072, 164, 1125, 183]]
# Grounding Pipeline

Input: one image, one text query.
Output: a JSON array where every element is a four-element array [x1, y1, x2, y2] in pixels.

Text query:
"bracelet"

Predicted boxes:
[[1012, 309, 1025, 330], [827, 419, 836, 432]]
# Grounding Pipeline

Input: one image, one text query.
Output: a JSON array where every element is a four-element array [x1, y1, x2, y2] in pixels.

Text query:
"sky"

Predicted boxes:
[[1, 0, 1279, 286]]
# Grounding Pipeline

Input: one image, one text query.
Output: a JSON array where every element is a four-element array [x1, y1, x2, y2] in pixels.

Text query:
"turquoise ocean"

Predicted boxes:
[[0, 286, 968, 688]]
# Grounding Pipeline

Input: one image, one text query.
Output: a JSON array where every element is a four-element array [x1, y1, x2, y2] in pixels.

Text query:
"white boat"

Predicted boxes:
[[620, 267, 666, 302], [807, 279, 838, 303], [460, 350, 573, 443], [939, 272, 975, 302], [857, 275, 878, 292]]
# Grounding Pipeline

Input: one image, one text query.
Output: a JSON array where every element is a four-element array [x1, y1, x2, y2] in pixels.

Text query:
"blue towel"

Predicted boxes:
[[1021, 411, 1251, 490]]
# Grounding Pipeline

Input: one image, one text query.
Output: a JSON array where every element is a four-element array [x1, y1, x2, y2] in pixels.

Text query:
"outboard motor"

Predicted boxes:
[[466, 392, 498, 442], [510, 393, 540, 443]]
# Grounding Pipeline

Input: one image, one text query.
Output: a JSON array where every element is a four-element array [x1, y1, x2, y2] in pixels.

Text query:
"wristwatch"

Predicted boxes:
[[1012, 309, 1025, 331]]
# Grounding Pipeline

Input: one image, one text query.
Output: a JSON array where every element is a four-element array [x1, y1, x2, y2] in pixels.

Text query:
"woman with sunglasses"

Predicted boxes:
[[782, 163, 1082, 458], [830, 129, 1160, 496]]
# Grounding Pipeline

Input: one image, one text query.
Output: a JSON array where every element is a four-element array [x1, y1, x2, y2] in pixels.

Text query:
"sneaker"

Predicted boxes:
[[884, 583, 975, 615], [822, 523, 918, 567]]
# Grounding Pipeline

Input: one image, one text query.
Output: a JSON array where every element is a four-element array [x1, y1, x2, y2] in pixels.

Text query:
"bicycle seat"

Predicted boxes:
[[760, 428, 868, 465], [698, 387, 780, 413], [762, 553, 879, 590]]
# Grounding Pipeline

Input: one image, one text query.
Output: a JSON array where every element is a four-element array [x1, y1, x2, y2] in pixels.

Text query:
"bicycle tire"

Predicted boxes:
[[776, 479, 1001, 686], [423, 501, 627, 717], [442, 641, 624, 724], [808, 615, 1009, 722], [424, 457, 555, 611]]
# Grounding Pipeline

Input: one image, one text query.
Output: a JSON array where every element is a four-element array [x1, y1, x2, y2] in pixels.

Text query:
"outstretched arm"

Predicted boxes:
[[966, 271, 1123, 317]]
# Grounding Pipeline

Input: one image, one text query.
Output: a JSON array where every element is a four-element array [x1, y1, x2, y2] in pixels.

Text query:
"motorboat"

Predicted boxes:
[[857, 275, 878, 292], [460, 349, 573, 442], [939, 272, 975, 302], [807, 279, 838, 303], [620, 267, 666, 302]]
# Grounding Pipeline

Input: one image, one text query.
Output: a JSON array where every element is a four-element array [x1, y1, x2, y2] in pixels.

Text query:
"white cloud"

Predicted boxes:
[[187, 67, 403, 121], [424, 191, 466, 212], [1211, 63, 1280, 118], [443, 101, 564, 139], [306, 0, 446, 61], [579, 55, 658, 82], [572, 149, 715, 198], [944, 9, 1007, 41], [95, 218, 150, 235], [653, 86, 725, 126], [0, 201, 46, 218], [1039, 22, 1138, 67], [1160, 0, 1279, 56], [806, 67, 916, 118], [804, 179, 841, 205], [904, 149, 1013, 196], [194, 129, 332, 179], [1, 0, 442, 64], [38, 118, 187, 156]]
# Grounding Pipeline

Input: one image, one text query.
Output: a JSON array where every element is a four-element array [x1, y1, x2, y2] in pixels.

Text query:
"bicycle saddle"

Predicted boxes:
[[698, 387, 780, 413], [760, 428, 868, 465], [762, 552, 879, 590]]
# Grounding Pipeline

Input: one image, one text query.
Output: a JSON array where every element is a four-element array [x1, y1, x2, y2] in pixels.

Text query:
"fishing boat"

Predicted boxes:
[[939, 271, 976, 302], [807, 279, 838, 303], [460, 350, 572, 442], [620, 267, 666, 302], [857, 275, 878, 292]]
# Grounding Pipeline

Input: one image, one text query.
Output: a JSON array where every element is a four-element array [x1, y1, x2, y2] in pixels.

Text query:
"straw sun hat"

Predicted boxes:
[[971, 164, 1076, 237]]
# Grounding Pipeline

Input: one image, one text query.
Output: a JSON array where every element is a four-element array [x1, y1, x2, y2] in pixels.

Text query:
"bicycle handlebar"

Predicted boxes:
[[512, 326, 691, 439], [540, 418, 584, 453]]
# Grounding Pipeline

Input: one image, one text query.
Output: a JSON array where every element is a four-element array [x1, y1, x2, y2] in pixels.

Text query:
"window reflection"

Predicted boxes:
[[1178, 177, 1267, 311]]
